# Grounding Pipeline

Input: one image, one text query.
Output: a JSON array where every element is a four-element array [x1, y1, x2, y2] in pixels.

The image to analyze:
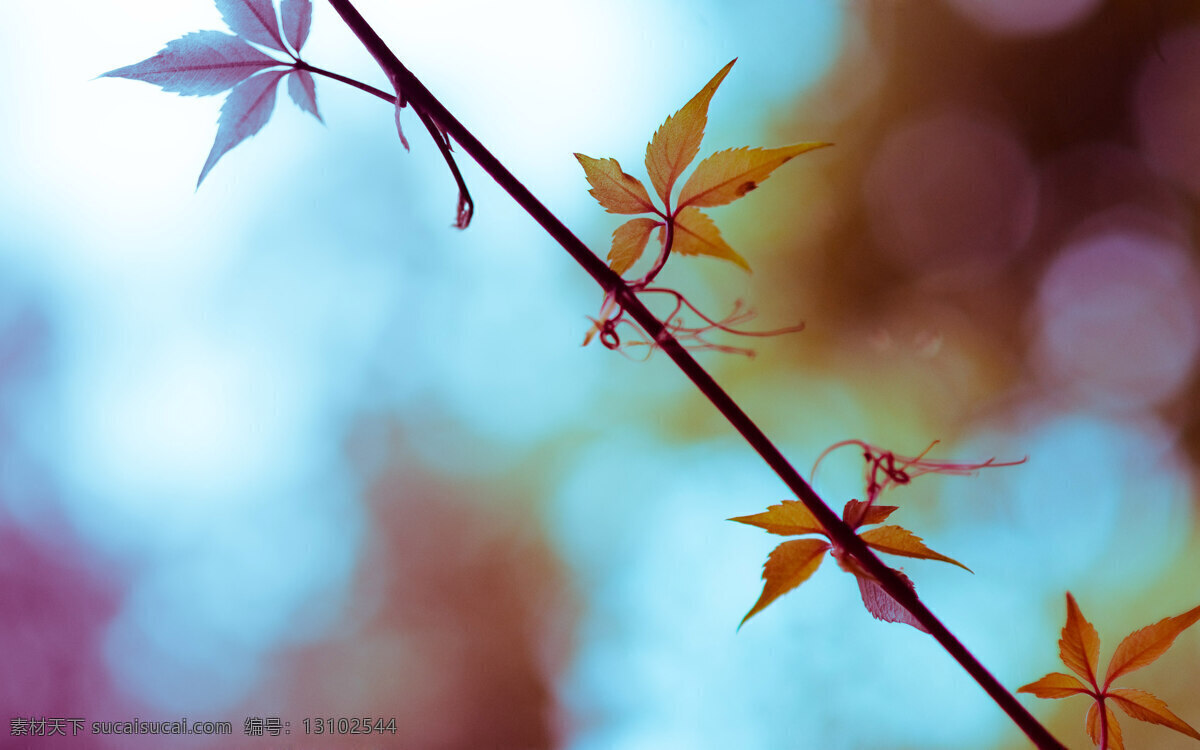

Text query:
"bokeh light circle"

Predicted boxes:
[[863, 109, 1037, 270], [942, 0, 1101, 37], [1136, 25, 1200, 198], [1033, 212, 1200, 409]]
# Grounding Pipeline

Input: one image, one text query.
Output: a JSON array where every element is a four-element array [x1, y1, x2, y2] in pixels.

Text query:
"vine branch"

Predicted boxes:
[[294, 61, 473, 227], [295, 60, 394, 103], [321, 2, 1064, 747]]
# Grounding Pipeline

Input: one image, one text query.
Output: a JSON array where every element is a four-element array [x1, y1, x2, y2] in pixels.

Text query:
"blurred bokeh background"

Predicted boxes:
[[3, 0, 1200, 747]]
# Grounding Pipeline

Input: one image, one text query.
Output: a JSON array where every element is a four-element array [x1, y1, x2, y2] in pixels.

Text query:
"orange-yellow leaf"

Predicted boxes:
[[645, 59, 736, 205], [841, 499, 898, 529], [739, 538, 830, 627], [575, 153, 657, 214], [1016, 672, 1092, 699], [1103, 602, 1200, 688], [1060, 592, 1102, 688], [857, 525, 972, 572], [1086, 701, 1124, 750], [1109, 688, 1200, 740], [676, 143, 832, 210], [670, 206, 749, 270], [607, 217, 662, 275], [729, 500, 825, 536]]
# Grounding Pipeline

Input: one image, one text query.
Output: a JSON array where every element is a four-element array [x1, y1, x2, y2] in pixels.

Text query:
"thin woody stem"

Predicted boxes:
[[295, 60, 395, 103], [297, 61, 473, 227], [638, 218, 674, 287], [412, 105, 474, 228], [321, 2, 1065, 747], [1100, 696, 1109, 750]]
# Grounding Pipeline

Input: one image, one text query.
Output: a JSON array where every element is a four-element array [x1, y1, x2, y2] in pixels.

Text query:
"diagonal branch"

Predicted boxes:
[[322, 2, 1065, 747]]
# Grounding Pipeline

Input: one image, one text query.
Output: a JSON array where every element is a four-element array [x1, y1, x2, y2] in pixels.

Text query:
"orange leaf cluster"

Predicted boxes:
[[730, 498, 969, 630], [575, 59, 830, 277], [732, 441, 1024, 631], [1018, 593, 1200, 749]]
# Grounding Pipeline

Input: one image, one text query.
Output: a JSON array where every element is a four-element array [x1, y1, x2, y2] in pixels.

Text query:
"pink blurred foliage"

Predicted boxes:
[[0, 524, 131, 748], [256, 457, 576, 749]]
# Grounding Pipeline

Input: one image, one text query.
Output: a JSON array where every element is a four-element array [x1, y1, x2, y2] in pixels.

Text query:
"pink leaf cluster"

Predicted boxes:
[[101, 0, 320, 186]]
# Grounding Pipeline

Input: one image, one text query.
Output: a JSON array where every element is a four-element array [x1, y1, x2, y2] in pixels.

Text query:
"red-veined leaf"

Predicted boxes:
[[197, 70, 286, 186], [100, 31, 279, 96], [729, 500, 825, 537], [1103, 602, 1200, 688], [1016, 672, 1091, 699], [216, 0, 285, 51], [644, 59, 735, 205], [670, 207, 749, 270], [739, 538, 830, 628], [608, 218, 662, 275], [287, 69, 321, 121], [858, 525, 972, 572], [1109, 688, 1200, 740], [281, 0, 312, 52], [676, 143, 831, 210], [1059, 593, 1102, 688], [1085, 701, 1124, 750], [854, 568, 928, 632], [841, 499, 899, 529], [575, 154, 657, 214]]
